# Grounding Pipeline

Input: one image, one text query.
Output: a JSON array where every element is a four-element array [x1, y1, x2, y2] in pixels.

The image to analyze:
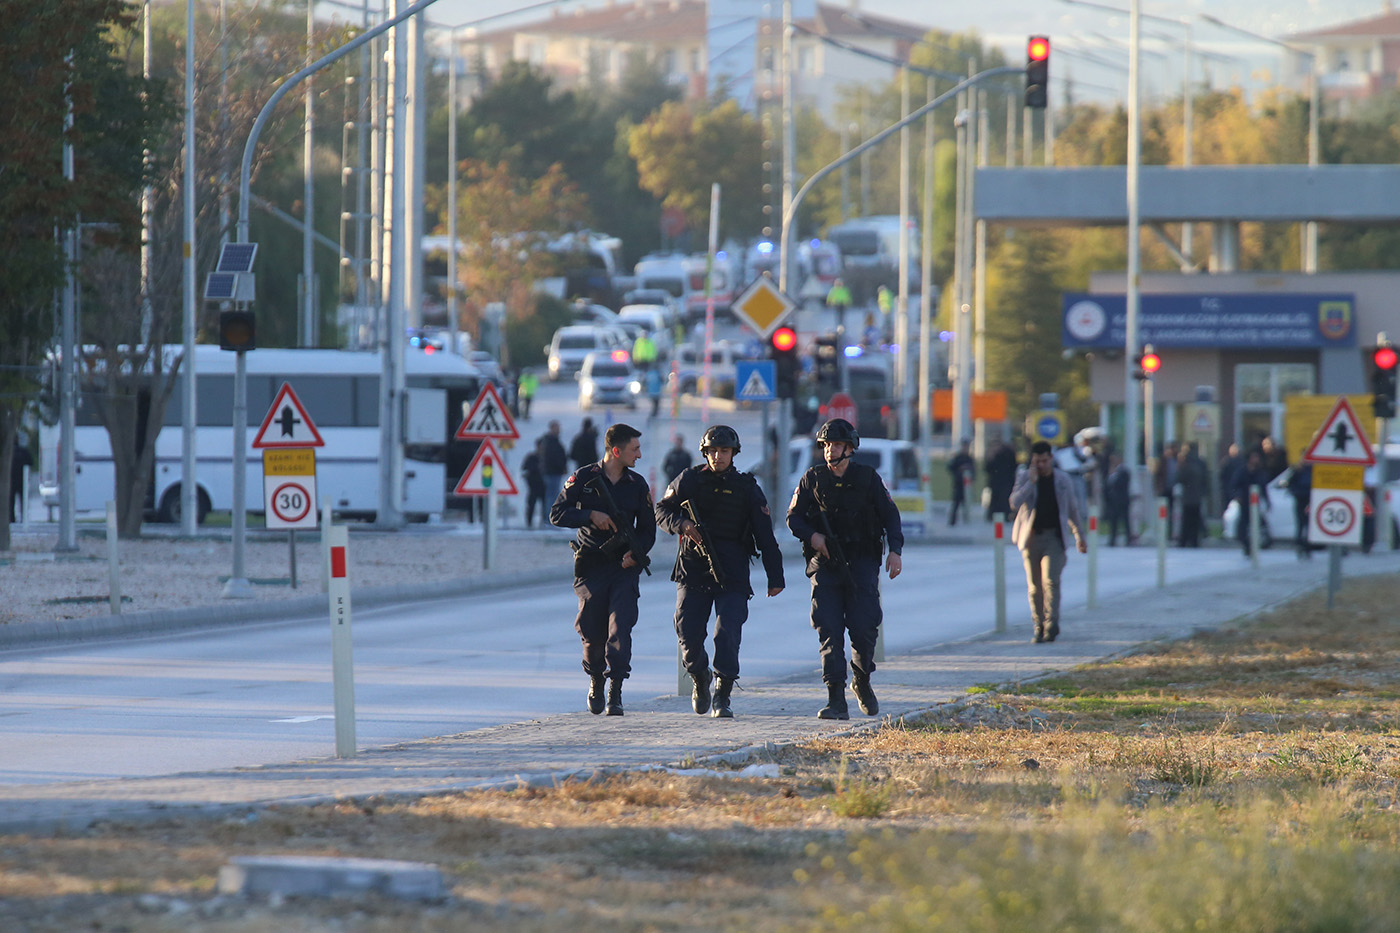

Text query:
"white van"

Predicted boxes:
[[545, 325, 624, 381]]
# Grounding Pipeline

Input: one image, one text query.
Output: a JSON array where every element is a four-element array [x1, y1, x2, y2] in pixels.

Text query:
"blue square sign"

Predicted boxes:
[[735, 360, 777, 402]]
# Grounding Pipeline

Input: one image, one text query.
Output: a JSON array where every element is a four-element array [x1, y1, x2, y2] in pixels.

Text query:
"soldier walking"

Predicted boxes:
[[549, 423, 656, 716], [655, 426, 785, 718], [786, 419, 903, 720]]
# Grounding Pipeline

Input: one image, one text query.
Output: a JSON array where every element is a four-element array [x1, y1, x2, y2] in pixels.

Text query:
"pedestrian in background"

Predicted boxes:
[[1217, 442, 1242, 517], [569, 417, 599, 470], [521, 439, 547, 529], [1288, 461, 1314, 559], [1176, 442, 1209, 548], [1229, 448, 1271, 557], [946, 438, 974, 526], [1104, 455, 1131, 546], [663, 433, 692, 485], [786, 419, 903, 720], [984, 440, 1017, 521], [1153, 441, 1180, 541], [1011, 440, 1087, 644], [517, 369, 538, 420], [655, 426, 784, 718], [549, 423, 655, 717], [645, 367, 663, 419], [539, 420, 568, 505], [9, 437, 33, 524]]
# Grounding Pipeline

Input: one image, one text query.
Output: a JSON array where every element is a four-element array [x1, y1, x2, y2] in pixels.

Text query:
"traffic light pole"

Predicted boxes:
[[779, 66, 1020, 444]]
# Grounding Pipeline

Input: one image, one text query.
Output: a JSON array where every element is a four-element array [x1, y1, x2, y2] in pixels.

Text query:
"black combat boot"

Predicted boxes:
[[851, 669, 879, 716], [587, 674, 606, 715], [817, 682, 849, 720], [711, 676, 735, 719], [605, 678, 625, 716], [691, 669, 712, 715]]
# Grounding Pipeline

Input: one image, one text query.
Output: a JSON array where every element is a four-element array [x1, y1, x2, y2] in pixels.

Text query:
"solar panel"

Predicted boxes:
[[216, 242, 258, 274], [204, 272, 237, 300]]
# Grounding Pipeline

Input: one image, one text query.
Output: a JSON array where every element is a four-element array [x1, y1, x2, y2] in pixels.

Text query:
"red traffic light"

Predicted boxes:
[[1028, 36, 1050, 62], [771, 326, 797, 352], [1375, 346, 1398, 371], [1140, 351, 1161, 375]]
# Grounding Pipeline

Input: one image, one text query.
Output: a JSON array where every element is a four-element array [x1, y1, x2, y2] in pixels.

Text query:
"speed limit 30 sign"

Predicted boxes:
[[263, 448, 318, 530]]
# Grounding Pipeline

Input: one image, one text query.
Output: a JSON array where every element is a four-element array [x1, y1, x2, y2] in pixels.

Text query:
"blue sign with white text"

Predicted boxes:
[[1062, 293, 1356, 349]]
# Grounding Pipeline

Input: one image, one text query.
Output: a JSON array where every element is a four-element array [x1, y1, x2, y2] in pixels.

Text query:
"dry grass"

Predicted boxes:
[[3, 575, 1400, 931]]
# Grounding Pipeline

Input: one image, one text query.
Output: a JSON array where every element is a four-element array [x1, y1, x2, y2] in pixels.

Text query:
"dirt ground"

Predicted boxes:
[[2, 574, 1399, 931]]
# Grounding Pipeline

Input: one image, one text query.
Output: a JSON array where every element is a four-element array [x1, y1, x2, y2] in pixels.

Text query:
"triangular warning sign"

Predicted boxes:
[[454, 383, 519, 441], [453, 438, 519, 496], [739, 368, 772, 399], [252, 383, 326, 449], [1302, 396, 1375, 466]]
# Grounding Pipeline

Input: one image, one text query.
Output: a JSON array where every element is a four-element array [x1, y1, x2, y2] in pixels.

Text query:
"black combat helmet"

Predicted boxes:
[[699, 424, 741, 454], [815, 418, 860, 449]]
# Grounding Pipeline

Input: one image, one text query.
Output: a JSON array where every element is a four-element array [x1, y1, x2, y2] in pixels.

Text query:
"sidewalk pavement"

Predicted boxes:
[[1, 550, 1395, 836]]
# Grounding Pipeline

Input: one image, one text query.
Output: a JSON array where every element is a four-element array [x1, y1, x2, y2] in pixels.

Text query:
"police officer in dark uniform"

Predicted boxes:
[[655, 425, 785, 718], [549, 422, 656, 717], [786, 419, 903, 720]]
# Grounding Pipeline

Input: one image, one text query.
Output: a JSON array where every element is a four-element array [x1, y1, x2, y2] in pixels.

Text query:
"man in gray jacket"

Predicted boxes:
[[1011, 440, 1087, 643]]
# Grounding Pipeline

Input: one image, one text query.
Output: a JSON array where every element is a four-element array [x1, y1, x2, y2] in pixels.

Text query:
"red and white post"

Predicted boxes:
[[327, 522, 356, 758], [1086, 504, 1099, 609], [1156, 496, 1168, 588]]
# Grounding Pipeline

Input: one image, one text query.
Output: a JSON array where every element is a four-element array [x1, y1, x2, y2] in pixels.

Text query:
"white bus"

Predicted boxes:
[[41, 345, 489, 524]]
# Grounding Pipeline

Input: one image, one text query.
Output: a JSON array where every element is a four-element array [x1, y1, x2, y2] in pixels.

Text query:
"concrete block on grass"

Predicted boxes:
[[218, 855, 445, 902]]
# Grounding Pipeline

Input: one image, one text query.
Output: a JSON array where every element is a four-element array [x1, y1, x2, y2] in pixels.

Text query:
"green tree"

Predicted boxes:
[[628, 98, 764, 242], [0, 2, 169, 545], [425, 160, 586, 367]]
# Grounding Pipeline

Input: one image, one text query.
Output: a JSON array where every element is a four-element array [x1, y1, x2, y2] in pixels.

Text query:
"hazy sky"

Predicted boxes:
[[353, 0, 1390, 100]]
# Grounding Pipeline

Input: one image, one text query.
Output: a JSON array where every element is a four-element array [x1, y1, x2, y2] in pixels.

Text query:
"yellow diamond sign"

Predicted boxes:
[[731, 275, 797, 337]]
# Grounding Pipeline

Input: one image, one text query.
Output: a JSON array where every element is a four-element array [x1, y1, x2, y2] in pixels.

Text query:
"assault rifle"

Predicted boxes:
[[589, 475, 652, 575], [812, 496, 856, 590], [681, 500, 727, 589]]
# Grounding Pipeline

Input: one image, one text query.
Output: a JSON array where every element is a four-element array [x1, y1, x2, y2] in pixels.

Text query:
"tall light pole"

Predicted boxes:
[[1200, 13, 1319, 272], [182, 0, 199, 538], [1124, 0, 1143, 527]]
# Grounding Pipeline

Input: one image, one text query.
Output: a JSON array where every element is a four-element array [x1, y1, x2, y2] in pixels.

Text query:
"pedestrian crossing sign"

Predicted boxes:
[[454, 383, 519, 441], [735, 360, 777, 402]]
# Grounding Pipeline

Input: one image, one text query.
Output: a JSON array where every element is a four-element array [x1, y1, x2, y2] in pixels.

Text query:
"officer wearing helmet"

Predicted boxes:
[[786, 418, 903, 720], [655, 425, 785, 718]]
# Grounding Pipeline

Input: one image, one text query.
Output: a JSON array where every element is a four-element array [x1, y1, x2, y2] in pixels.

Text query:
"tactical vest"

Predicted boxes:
[[693, 470, 751, 544], [813, 466, 884, 555]]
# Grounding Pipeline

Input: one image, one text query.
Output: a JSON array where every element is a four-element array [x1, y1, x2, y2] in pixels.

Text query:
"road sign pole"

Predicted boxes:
[[289, 530, 297, 589], [1377, 415, 1392, 551], [1327, 544, 1341, 609], [484, 475, 497, 571], [1156, 496, 1167, 588], [106, 500, 121, 615]]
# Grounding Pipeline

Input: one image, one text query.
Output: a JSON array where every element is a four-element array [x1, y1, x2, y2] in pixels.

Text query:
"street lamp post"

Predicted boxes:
[[1201, 12, 1319, 272]]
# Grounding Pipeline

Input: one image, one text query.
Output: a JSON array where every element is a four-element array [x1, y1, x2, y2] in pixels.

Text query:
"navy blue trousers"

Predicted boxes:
[[673, 585, 750, 681], [808, 555, 882, 686], [573, 565, 641, 679]]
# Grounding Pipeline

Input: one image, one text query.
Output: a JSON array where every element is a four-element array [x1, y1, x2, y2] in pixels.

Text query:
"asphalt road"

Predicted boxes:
[[0, 540, 1305, 786]]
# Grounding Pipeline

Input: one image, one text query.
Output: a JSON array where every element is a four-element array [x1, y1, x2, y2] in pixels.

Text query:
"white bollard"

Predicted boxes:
[[326, 522, 356, 759], [993, 513, 1007, 633], [106, 500, 121, 615], [484, 478, 498, 571], [320, 499, 332, 594], [1248, 485, 1261, 569], [1086, 504, 1099, 609], [1155, 496, 1167, 588]]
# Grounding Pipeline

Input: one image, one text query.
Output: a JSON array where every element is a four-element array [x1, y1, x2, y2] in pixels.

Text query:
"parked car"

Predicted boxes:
[[545, 325, 624, 381], [577, 351, 641, 410]]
